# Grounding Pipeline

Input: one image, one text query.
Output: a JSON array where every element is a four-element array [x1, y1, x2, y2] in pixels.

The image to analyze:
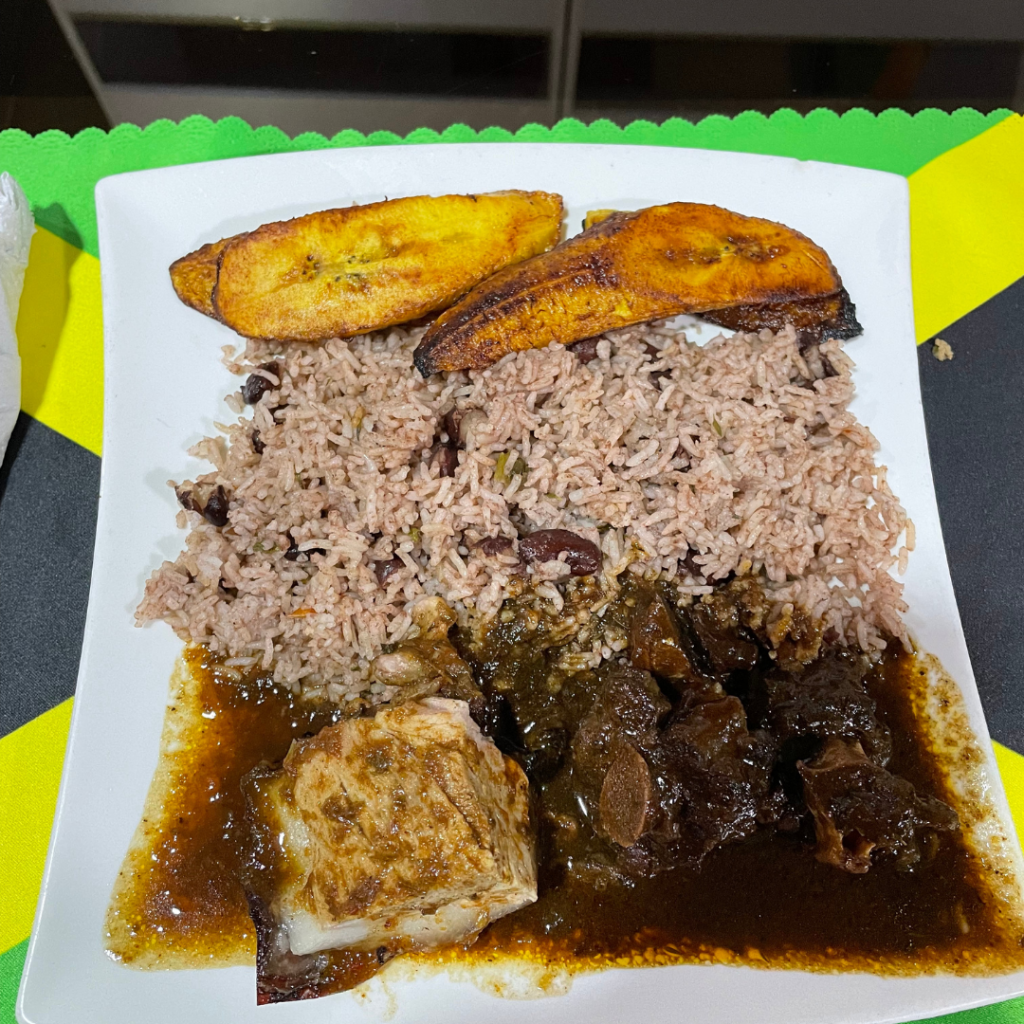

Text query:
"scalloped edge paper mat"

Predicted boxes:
[[0, 107, 1013, 258]]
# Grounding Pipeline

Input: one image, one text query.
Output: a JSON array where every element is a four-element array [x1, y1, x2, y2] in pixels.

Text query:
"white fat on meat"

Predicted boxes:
[[247, 698, 536, 957]]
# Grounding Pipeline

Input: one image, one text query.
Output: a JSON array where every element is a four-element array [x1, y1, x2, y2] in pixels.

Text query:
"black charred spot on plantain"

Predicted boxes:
[[827, 288, 863, 340], [579, 250, 618, 289], [416, 286, 545, 374], [413, 343, 436, 377]]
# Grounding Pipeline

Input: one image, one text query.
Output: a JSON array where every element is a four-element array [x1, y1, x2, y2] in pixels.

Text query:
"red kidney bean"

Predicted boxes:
[[433, 445, 459, 478], [242, 362, 281, 404], [201, 485, 230, 527], [176, 484, 230, 527], [568, 337, 600, 364], [284, 531, 327, 562], [477, 536, 514, 556], [442, 407, 462, 445], [519, 529, 601, 576], [373, 556, 404, 585]]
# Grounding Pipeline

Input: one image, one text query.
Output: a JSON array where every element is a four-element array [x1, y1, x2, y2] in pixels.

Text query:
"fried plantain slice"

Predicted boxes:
[[207, 191, 564, 341], [414, 204, 857, 375], [169, 235, 237, 317], [582, 208, 617, 230], [700, 289, 861, 341], [580, 207, 860, 341]]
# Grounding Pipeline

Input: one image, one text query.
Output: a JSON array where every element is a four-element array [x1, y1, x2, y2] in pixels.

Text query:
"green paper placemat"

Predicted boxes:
[[0, 107, 1012, 259]]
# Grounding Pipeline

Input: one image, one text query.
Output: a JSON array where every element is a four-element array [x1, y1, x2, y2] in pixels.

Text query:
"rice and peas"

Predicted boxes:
[[137, 320, 911, 704]]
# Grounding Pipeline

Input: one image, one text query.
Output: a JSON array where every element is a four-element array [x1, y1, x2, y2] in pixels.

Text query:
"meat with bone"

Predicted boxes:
[[799, 736, 958, 873], [570, 666, 669, 847], [629, 588, 706, 686], [570, 663, 781, 873], [650, 695, 783, 865], [565, 583, 961, 879], [629, 587, 759, 695], [242, 698, 535, 1000], [687, 597, 760, 674], [759, 650, 893, 765]]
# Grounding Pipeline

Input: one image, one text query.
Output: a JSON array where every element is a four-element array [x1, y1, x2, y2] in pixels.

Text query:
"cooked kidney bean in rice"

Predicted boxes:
[[136, 321, 910, 702]]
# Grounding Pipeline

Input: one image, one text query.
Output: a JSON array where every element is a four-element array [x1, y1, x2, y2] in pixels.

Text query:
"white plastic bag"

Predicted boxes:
[[0, 172, 34, 464]]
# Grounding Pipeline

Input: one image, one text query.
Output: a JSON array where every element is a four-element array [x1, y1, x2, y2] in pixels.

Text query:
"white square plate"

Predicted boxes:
[[19, 143, 1024, 1024]]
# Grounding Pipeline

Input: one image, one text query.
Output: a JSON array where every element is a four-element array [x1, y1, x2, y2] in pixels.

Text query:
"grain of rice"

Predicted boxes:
[[137, 321, 909, 698]]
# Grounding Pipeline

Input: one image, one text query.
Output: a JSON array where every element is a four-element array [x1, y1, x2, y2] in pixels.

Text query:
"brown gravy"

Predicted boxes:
[[104, 647, 340, 967], [434, 645, 1022, 977], [106, 643, 1024, 983]]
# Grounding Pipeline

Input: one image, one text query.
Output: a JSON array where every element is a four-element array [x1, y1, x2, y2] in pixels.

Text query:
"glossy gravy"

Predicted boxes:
[[104, 647, 340, 968], [105, 643, 1024, 984]]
